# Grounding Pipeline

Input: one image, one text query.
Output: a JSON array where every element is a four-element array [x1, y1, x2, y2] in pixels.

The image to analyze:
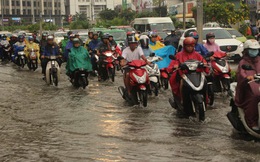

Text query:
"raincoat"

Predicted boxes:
[[235, 56, 260, 128], [25, 42, 40, 61], [60, 39, 69, 54], [168, 50, 208, 98], [154, 45, 176, 69], [64, 41, 73, 60], [66, 46, 92, 75], [149, 41, 165, 51]]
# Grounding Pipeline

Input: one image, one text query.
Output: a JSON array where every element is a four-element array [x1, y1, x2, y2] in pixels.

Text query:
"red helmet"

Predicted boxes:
[[183, 37, 196, 46]]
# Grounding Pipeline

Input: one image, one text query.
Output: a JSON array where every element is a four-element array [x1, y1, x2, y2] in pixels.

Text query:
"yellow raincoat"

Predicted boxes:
[[149, 41, 165, 51], [25, 42, 40, 62]]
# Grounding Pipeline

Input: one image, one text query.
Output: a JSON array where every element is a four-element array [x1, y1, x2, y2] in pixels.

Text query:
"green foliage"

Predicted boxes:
[[201, 0, 249, 25], [99, 9, 119, 20], [119, 10, 135, 23], [135, 11, 159, 18], [70, 12, 90, 29], [154, 6, 168, 17]]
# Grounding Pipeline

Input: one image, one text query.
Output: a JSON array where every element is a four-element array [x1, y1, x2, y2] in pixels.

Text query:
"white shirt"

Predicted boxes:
[[122, 46, 144, 62]]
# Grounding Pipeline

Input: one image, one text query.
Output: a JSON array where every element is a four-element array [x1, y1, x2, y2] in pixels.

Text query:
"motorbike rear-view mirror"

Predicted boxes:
[[169, 55, 176, 60], [242, 64, 254, 70], [150, 53, 155, 57]]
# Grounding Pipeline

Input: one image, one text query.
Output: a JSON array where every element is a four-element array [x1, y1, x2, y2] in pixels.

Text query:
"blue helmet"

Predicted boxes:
[[28, 36, 34, 41], [189, 32, 199, 39]]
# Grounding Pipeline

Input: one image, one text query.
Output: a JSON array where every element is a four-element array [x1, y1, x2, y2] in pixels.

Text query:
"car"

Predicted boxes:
[[225, 28, 247, 43], [54, 32, 67, 44], [178, 27, 244, 61], [99, 29, 126, 48], [109, 26, 135, 33], [203, 22, 220, 28], [78, 32, 88, 44]]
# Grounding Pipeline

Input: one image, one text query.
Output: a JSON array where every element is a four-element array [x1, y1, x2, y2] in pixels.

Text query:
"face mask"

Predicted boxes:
[[209, 38, 215, 44], [248, 49, 259, 57]]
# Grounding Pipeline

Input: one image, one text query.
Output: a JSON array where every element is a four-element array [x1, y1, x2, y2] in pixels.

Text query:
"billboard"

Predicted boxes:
[[132, 0, 153, 12]]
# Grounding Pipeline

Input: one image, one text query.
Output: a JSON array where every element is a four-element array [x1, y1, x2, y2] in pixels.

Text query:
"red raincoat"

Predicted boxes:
[[168, 50, 208, 98]]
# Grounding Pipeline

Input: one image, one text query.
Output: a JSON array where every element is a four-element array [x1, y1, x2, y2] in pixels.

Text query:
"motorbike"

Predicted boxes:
[[71, 68, 89, 89], [168, 55, 208, 121], [208, 51, 231, 105], [118, 60, 150, 107], [227, 65, 260, 138], [160, 68, 170, 90], [99, 51, 117, 82], [45, 55, 61, 86], [16, 47, 27, 68], [27, 48, 38, 71], [146, 53, 161, 96], [1, 42, 11, 61]]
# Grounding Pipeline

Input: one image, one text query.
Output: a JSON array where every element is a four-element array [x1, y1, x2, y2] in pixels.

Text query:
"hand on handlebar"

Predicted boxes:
[[247, 75, 254, 81]]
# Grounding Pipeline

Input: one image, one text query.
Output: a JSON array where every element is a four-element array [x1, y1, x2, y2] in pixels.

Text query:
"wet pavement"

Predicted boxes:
[[0, 63, 260, 162]]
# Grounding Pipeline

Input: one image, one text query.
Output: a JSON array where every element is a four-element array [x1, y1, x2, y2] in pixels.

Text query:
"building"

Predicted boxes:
[[65, 0, 114, 21], [0, 0, 66, 25]]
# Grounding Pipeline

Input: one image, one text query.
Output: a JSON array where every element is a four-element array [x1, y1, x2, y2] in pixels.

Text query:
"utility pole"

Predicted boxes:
[[196, 0, 203, 43], [159, 0, 161, 16], [40, 0, 43, 36], [2, 0, 4, 30], [183, 0, 186, 29], [31, 0, 35, 24]]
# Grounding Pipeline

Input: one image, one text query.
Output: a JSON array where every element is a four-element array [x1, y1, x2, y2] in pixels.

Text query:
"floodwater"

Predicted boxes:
[[0, 63, 260, 162]]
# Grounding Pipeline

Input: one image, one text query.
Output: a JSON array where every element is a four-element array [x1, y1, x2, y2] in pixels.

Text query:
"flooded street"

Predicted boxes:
[[0, 63, 260, 162]]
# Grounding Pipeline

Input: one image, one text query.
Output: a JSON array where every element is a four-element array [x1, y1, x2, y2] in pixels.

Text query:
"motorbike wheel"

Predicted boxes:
[[81, 77, 87, 89], [208, 84, 214, 106], [52, 72, 58, 86], [161, 78, 169, 90], [139, 90, 148, 107], [151, 82, 159, 96], [198, 103, 205, 121], [108, 68, 115, 82], [222, 78, 230, 91]]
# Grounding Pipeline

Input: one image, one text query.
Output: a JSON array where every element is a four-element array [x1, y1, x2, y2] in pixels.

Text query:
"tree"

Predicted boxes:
[[70, 12, 90, 29], [99, 9, 118, 20], [202, 0, 249, 25]]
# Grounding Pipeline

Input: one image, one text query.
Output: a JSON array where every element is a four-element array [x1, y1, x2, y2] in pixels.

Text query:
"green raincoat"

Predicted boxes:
[[61, 39, 69, 54], [66, 46, 92, 75]]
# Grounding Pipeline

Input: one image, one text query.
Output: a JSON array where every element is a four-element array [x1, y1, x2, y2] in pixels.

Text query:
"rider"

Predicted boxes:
[[168, 37, 208, 103], [204, 32, 223, 53], [64, 34, 75, 61], [39, 33, 48, 56], [149, 32, 165, 51], [32, 34, 40, 44], [108, 34, 117, 47], [120, 35, 150, 96], [60, 35, 69, 55], [235, 39, 260, 132], [75, 33, 83, 46], [96, 34, 112, 81], [13, 35, 26, 63], [66, 38, 92, 82], [139, 35, 154, 57], [41, 35, 62, 78], [164, 29, 180, 49], [25, 36, 40, 62], [189, 32, 209, 57], [88, 32, 100, 52], [9, 34, 18, 47], [85, 31, 94, 50]]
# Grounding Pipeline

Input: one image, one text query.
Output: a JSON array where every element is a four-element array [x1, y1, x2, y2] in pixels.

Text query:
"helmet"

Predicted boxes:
[[67, 31, 73, 36], [11, 34, 18, 38], [69, 34, 75, 38], [28, 36, 34, 41], [101, 34, 109, 39], [47, 35, 54, 40], [108, 34, 113, 37], [128, 35, 138, 44], [206, 32, 215, 40], [139, 35, 149, 48], [93, 32, 98, 36], [127, 31, 135, 36], [63, 35, 68, 39], [72, 38, 80, 44], [42, 33, 47, 37], [18, 35, 24, 39], [88, 31, 93, 35], [150, 32, 158, 38], [244, 39, 260, 49], [183, 37, 196, 46], [189, 32, 199, 39], [75, 33, 79, 36], [2, 35, 7, 40]]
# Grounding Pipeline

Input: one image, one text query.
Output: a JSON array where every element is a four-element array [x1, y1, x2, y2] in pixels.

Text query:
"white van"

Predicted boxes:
[[133, 17, 175, 33]]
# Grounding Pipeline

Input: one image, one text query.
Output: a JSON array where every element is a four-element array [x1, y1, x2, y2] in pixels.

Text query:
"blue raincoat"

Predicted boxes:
[[154, 45, 176, 69]]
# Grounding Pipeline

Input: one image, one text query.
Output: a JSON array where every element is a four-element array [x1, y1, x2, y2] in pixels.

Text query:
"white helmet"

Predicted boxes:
[[139, 35, 149, 48], [47, 35, 54, 40], [244, 39, 260, 49]]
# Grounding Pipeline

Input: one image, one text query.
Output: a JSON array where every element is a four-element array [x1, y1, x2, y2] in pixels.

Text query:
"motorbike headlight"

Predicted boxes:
[[186, 62, 198, 71]]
